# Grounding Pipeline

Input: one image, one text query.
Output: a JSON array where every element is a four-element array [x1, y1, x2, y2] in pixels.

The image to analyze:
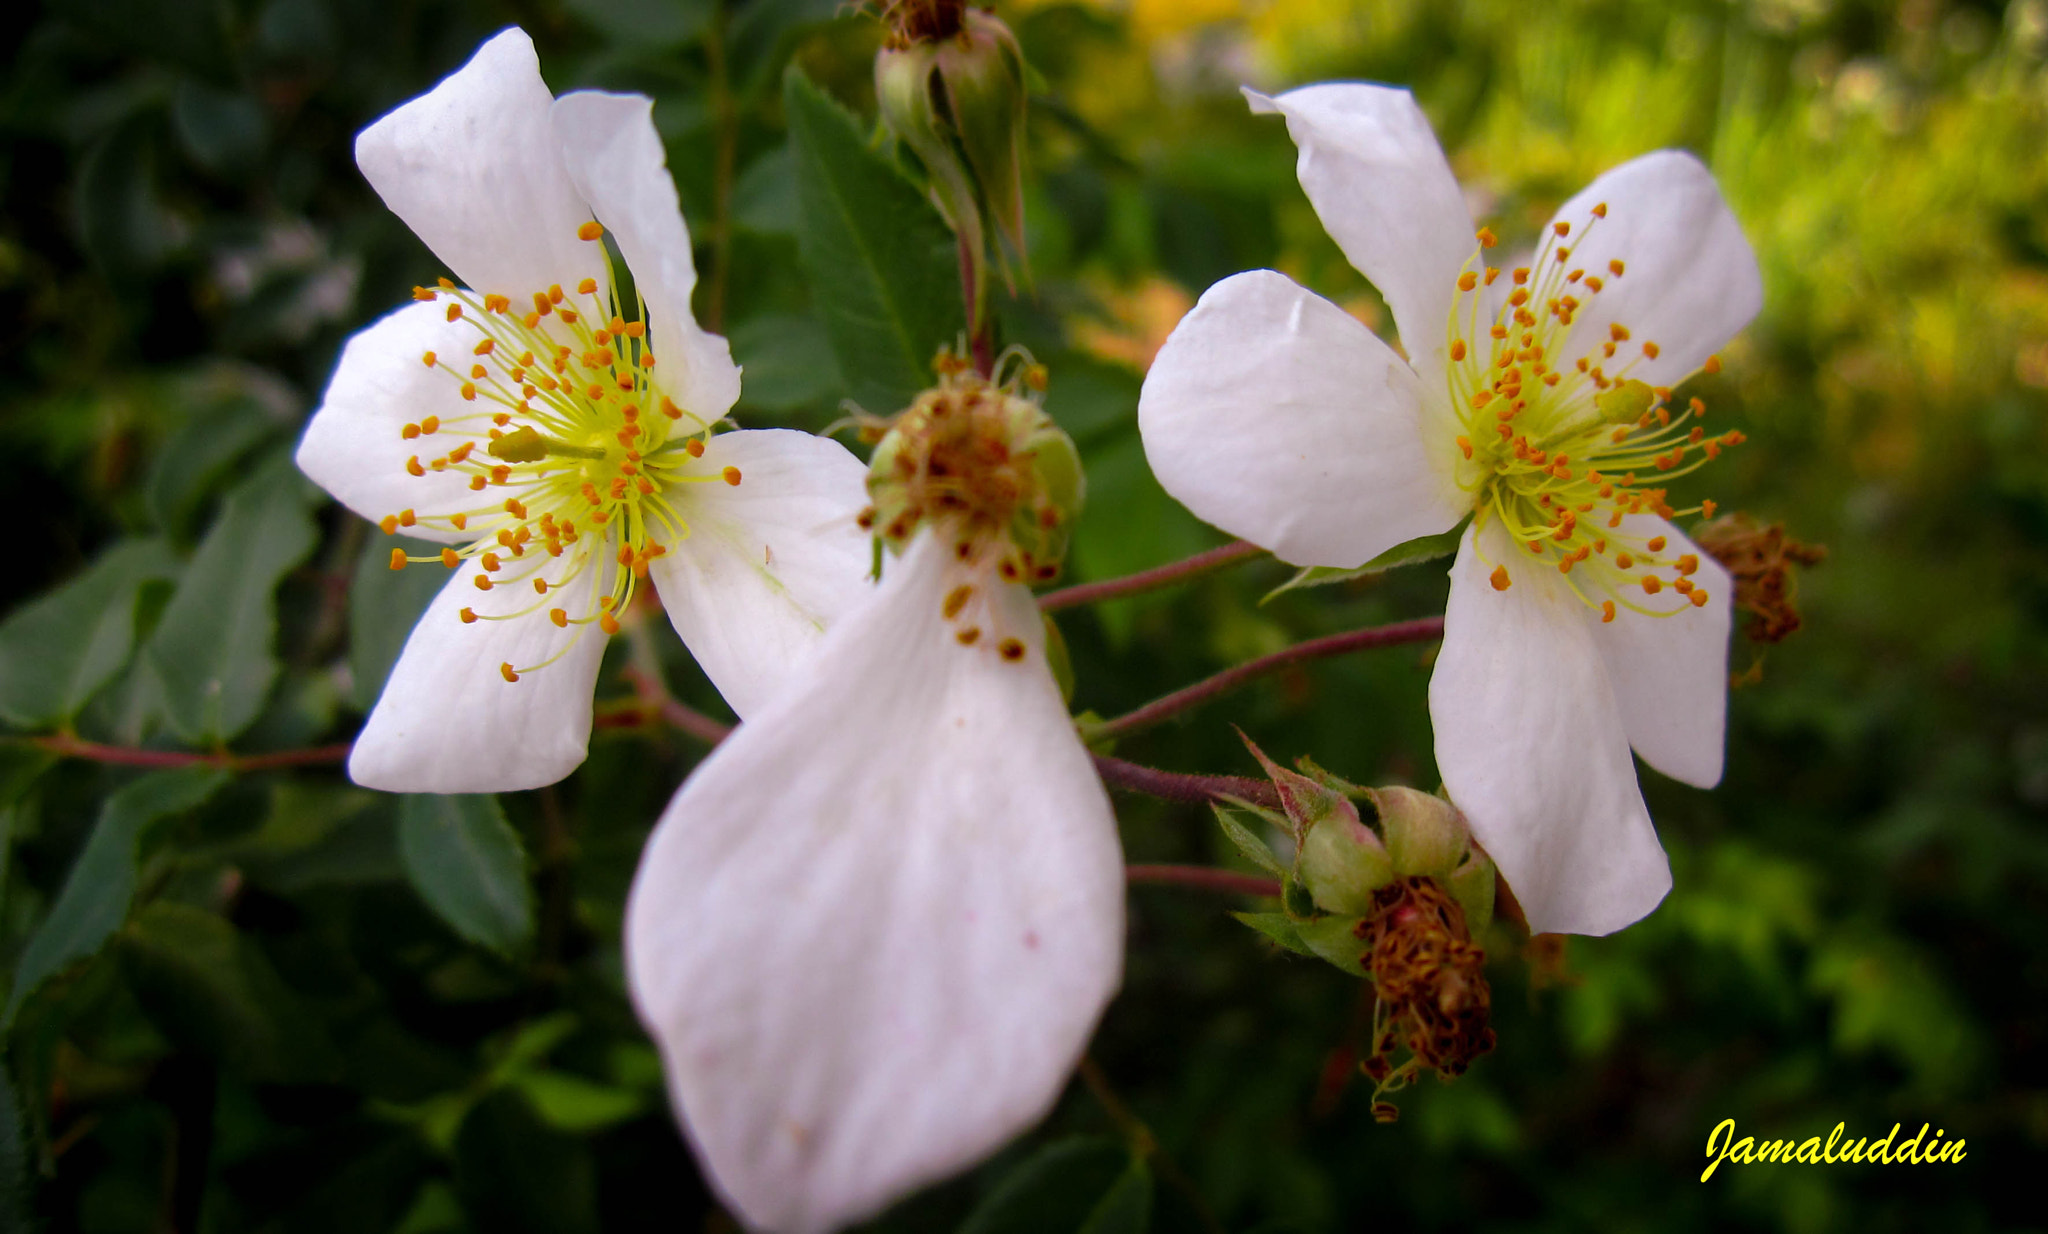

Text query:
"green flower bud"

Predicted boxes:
[[871, 3, 1031, 329], [1299, 813, 1395, 917], [1372, 786, 1470, 878]]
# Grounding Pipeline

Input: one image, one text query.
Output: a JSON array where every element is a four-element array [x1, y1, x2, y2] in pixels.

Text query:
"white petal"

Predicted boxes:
[[646, 429, 874, 719], [355, 28, 603, 300], [1588, 515, 1730, 788], [1245, 83, 1476, 381], [626, 533, 1125, 1234], [1542, 151, 1762, 387], [553, 91, 743, 424], [350, 550, 610, 793], [297, 300, 509, 542], [1138, 269, 1466, 569], [1430, 521, 1670, 936]]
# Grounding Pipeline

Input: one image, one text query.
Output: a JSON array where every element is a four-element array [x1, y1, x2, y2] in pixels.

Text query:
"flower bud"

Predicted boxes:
[[1299, 813, 1394, 917], [1371, 786, 1469, 878], [872, 3, 1030, 328]]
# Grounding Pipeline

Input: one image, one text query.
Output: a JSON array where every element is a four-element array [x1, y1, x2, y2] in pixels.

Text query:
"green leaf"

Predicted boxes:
[[398, 795, 534, 955], [1212, 804, 1286, 878], [0, 539, 178, 728], [510, 1071, 646, 1134], [1260, 521, 1469, 604], [728, 311, 843, 414], [348, 535, 447, 712], [118, 901, 343, 1083], [785, 68, 964, 415], [3, 766, 227, 1027], [144, 387, 285, 542], [145, 457, 319, 743], [1077, 1157, 1151, 1234], [1231, 911, 1314, 957], [959, 1136, 1133, 1234]]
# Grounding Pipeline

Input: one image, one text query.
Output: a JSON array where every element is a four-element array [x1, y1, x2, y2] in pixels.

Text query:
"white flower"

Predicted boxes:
[[297, 29, 871, 793], [625, 371, 1124, 1232], [1138, 84, 1763, 936]]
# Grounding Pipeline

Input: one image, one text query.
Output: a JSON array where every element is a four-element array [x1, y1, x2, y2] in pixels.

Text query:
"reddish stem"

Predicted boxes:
[[32, 735, 352, 772], [620, 665, 733, 746], [1037, 540, 1263, 613], [1089, 616, 1445, 742], [1092, 754, 1278, 808], [1125, 863, 1281, 897], [958, 233, 994, 377]]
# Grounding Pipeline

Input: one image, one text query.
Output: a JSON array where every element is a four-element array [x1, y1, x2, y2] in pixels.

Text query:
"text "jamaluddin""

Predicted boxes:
[[1702, 1118, 1965, 1181]]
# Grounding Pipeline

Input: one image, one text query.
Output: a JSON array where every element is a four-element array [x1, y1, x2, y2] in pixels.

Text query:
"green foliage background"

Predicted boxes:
[[0, 0, 2042, 1229]]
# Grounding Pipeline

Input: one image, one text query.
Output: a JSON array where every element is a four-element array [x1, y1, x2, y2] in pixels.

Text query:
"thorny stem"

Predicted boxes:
[[1077, 1056, 1226, 1234], [1037, 539, 1264, 613], [1125, 863, 1280, 897], [1088, 616, 1446, 743], [28, 735, 352, 772], [1092, 754, 1279, 808]]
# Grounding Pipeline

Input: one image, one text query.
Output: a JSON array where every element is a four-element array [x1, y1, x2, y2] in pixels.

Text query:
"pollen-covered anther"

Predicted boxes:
[[997, 638, 1026, 662]]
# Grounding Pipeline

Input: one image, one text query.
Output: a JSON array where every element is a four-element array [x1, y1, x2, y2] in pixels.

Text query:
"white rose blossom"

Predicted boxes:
[[1138, 84, 1764, 936], [626, 369, 1125, 1232], [297, 30, 871, 793]]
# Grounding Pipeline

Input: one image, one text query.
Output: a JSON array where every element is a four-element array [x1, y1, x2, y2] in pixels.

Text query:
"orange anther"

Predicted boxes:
[[1457, 271, 1478, 292], [1450, 340, 1467, 363], [481, 553, 501, 572], [1615, 552, 1634, 569], [421, 350, 437, 367], [1647, 536, 1667, 552], [1608, 259, 1626, 277], [500, 662, 520, 682], [577, 221, 604, 241], [379, 514, 399, 535], [406, 456, 426, 477], [459, 607, 477, 623], [1456, 435, 1473, 459], [1490, 565, 1511, 591], [578, 278, 598, 295], [1690, 589, 1709, 607], [1643, 341, 1660, 360], [414, 287, 437, 302], [1553, 221, 1570, 237], [1585, 275, 1604, 292], [599, 613, 620, 635], [1476, 226, 1498, 248], [451, 512, 469, 530], [389, 548, 408, 570], [721, 467, 742, 486], [1702, 499, 1718, 517], [460, 382, 477, 401], [441, 548, 459, 568], [474, 574, 493, 591], [1513, 267, 1530, 285], [1601, 599, 1616, 623], [446, 303, 463, 322], [1642, 576, 1662, 595], [550, 608, 569, 627]]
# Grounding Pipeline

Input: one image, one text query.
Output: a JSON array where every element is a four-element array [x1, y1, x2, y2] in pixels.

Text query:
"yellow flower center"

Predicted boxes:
[[380, 222, 739, 680], [1444, 207, 1743, 621]]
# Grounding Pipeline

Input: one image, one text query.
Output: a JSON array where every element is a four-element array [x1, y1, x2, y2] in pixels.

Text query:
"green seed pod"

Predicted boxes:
[[1299, 814, 1395, 917], [1373, 786, 1470, 878]]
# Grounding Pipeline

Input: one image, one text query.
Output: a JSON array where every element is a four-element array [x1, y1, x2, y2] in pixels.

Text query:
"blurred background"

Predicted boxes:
[[1, 0, 2043, 1229]]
